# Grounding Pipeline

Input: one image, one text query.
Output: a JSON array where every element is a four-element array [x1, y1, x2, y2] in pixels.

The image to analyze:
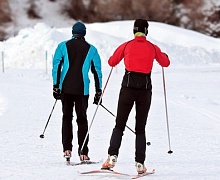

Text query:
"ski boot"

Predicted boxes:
[[135, 162, 147, 174], [79, 154, 90, 163], [64, 150, 72, 165], [101, 155, 117, 170]]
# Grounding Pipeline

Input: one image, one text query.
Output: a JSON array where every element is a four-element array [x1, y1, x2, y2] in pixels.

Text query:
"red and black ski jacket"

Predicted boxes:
[[108, 36, 170, 89]]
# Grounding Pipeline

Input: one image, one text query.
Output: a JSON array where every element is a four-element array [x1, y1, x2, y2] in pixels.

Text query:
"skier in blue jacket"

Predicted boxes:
[[52, 21, 102, 163]]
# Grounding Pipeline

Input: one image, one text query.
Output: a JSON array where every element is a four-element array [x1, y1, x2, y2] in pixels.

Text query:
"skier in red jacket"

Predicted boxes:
[[102, 19, 170, 174]]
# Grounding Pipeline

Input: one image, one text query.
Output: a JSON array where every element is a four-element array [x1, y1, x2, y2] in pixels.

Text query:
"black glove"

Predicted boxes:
[[93, 89, 102, 105], [53, 85, 61, 100]]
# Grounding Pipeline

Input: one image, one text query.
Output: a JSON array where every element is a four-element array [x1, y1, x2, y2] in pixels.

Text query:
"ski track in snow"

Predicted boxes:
[[170, 100, 220, 122]]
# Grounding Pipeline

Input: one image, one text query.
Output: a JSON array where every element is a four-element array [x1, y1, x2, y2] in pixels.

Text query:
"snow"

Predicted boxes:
[[0, 20, 220, 180]]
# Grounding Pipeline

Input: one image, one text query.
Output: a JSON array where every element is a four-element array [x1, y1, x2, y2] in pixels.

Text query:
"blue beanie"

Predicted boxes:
[[72, 22, 86, 36]]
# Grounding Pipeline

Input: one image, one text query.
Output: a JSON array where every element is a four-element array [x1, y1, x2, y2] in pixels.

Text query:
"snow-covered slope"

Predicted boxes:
[[0, 21, 220, 69]]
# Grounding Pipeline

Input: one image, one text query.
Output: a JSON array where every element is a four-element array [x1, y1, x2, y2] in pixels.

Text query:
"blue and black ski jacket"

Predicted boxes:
[[52, 37, 102, 95]]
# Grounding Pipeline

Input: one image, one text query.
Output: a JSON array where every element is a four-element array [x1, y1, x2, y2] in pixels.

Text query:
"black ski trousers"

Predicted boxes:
[[108, 87, 152, 164], [61, 93, 89, 156]]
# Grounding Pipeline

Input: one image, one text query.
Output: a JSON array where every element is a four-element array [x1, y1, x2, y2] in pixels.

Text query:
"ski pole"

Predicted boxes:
[[80, 67, 114, 154], [101, 104, 135, 133], [162, 67, 173, 154], [100, 104, 151, 146], [39, 99, 57, 139]]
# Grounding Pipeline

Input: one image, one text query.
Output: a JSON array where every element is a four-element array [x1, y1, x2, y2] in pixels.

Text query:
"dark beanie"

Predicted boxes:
[[72, 22, 86, 36], [133, 19, 149, 35]]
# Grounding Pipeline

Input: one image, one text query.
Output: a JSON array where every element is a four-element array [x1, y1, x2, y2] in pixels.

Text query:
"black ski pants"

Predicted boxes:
[[108, 87, 152, 164], [61, 93, 89, 156]]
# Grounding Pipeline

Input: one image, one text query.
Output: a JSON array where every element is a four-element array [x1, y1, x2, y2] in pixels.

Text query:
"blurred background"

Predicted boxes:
[[0, 0, 220, 40]]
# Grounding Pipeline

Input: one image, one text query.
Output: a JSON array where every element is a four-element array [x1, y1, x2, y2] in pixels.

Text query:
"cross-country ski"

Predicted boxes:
[[78, 168, 155, 178], [68, 160, 101, 166], [78, 169, 130, 176], [132, 169, 155, 179]]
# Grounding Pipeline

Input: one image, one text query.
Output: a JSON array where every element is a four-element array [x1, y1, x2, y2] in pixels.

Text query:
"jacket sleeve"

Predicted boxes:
[[153, 44, 170, 67], [91, 47, 102, 90], [52, 43, 64, 87], [108, 42, 127, 67]]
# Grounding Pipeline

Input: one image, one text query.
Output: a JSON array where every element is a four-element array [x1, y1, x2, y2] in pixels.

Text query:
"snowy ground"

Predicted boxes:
[[0, 21, 220, 180]]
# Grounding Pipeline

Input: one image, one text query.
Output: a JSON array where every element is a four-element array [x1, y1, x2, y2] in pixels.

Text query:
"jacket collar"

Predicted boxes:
[[134, 32, 146, 37]]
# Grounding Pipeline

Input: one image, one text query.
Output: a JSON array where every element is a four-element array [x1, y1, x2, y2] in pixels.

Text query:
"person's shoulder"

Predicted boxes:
[[57, 40, 65, 46], [118, 39, 134, 48], [146, 40, 159, 49], [56, 40, 69, 50], [115, 40, 131, 47], [88, 43, 98, 51]]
